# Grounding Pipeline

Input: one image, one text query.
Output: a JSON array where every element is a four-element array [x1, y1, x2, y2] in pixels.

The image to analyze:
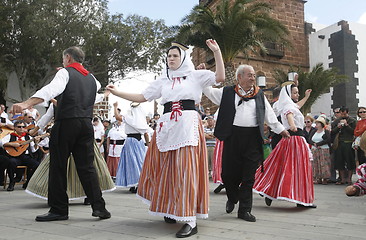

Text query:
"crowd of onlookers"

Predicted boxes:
[[2, 101, 366, 197]]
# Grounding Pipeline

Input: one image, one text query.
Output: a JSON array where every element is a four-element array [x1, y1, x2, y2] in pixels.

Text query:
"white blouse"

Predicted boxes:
[[142, 70, 216, 152], [107, 124, 126, 157]]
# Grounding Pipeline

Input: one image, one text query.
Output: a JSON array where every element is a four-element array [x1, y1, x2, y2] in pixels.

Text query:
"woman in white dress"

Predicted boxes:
[[107, 39, 224, 238]]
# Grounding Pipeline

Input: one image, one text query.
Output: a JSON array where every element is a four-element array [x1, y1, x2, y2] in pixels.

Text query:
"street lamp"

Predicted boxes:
[[257, 76, 266, 88]]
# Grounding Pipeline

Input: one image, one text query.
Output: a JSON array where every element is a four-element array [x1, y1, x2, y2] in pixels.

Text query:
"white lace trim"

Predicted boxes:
[[25, 187, 116, 201], [115, 183, 138, 188], [253, 189, 315, 206], [136, 194, 208, 221], [156, 111, 199, 152]]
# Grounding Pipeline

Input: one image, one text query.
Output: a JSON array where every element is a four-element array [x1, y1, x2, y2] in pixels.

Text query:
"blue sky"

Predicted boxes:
[[108, 0, 366, 26]]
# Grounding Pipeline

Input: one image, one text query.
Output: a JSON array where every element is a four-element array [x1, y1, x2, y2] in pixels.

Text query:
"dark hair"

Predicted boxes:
[[14, 120, 25, 128], [272, 87, 281, 99], [92, 117, 99, 122], [166, 46, 181, 56], [63, 46, 85, 63], [340, 106, 349, 113], [357, 106, 366, 118]]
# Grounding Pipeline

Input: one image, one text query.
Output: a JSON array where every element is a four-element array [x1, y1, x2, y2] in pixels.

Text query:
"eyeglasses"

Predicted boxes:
[[359, 111, 366, 114], [304, 121, 311, 123], [16, 126, 26, 128], [334, 111, 340, 114]]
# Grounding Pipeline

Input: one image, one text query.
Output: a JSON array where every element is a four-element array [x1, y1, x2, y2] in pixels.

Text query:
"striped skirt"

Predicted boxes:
[[137, 122, 209, 222], [253, 136, 314, 206], [115, 137, 146, 187], [26, 142, 115, 200], [212, 139, 223, 184], [106, 156, 120, 177]]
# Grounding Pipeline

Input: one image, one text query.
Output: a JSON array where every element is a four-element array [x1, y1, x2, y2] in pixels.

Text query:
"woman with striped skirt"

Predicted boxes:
[[107, 39, 224, 238]]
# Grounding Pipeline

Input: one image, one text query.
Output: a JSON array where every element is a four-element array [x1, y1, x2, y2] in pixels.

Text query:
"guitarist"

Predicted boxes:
[[2, 120, 40, 190]]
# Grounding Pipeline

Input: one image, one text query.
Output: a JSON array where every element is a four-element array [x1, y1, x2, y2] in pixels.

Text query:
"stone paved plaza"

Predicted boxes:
[[0, 181, 365, 240]]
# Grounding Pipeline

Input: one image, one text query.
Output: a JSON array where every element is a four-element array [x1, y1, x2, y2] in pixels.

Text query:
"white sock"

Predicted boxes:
[[187, 220, 196, 228]]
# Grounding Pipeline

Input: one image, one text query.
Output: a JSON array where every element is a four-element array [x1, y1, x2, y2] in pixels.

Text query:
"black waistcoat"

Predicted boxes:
[[55, 67, 97, 121], [214, 86, 265, 141], [10, 134, 32, 157]]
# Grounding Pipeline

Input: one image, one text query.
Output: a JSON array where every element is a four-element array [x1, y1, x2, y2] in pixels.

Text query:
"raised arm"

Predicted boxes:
[[297, 89, 312, 109], [206, 39, 225, 83], [113, 102, 122, 122]]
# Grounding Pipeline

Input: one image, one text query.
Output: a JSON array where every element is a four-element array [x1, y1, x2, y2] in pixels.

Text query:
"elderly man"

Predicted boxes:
[[11, 46, 110, 221], [203, 64, 289, 222]]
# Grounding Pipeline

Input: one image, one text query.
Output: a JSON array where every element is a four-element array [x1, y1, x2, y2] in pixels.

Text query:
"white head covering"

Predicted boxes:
[[165, 44, 194, 80], [124, 104, 150, 134], [277, 84, 304, 129], [277, 84, 297, 115]]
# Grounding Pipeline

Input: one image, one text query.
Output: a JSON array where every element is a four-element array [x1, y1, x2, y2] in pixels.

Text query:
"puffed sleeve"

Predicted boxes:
[[192, 70, 216, 88], [142, 77, 163, 102]]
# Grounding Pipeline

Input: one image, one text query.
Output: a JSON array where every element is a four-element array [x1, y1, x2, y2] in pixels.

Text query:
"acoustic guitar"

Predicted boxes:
[[0, 127, 14, 139], [5, 133, 50, 157]]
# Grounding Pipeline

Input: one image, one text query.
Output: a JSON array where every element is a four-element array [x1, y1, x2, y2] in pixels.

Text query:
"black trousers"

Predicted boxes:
[[48, 118, 105, 215], [0, 155, 13, 183], [221, 126, 263, 213], [9, 154, 39, 183]]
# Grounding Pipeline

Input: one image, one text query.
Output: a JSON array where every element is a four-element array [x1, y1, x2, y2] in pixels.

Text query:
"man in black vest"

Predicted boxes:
[[204, 64, 290, 222], [11, 46, 110, 221]]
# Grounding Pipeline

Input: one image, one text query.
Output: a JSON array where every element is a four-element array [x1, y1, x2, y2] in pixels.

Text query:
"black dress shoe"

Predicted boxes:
[[214, 184, 225, 194], [92, 209, 111, 219], [296, 203, 317, 208], [7, 182, 15, 191], [238, 212, 256, 222], [265, 197, 272, 206], [35, 212, 68, 222], [176, 224, 198, 238], [226, 200, 235, 213], [130, 187, 137, 193], [164, 216, 177, 224]]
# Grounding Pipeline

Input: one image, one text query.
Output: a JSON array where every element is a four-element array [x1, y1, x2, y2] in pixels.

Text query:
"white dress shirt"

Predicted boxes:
[[203, 87, 285, 134]]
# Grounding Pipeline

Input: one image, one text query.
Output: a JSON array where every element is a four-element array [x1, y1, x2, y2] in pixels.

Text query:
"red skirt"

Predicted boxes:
[[212, 139, 223, 184], [253, 136, 314, 206]]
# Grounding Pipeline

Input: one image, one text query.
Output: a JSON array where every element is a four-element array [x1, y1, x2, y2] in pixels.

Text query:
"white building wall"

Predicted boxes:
[[350, 22, 366, 108], [309, 23, 341, 117]]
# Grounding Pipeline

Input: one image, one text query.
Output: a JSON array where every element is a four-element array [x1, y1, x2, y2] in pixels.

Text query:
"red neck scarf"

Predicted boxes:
[[11, 132, 27, 141], [66, 63, 89, 76]]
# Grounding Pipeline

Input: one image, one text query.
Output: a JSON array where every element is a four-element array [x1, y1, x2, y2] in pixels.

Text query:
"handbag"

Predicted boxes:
[[332, 133, 339, 150]]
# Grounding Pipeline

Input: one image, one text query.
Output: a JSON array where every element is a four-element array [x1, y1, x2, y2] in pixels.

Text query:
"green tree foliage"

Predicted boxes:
[[173, 0, 289, 85], [273, 64, 348, 114], [0, 0, 172, 102]]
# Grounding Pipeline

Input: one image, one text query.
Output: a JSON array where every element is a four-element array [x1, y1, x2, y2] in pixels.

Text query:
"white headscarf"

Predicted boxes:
[[277, 84, 297, 115], [124, 104, 150, 134], [277, 84, 304, 129], [164, 46, 195, 80]]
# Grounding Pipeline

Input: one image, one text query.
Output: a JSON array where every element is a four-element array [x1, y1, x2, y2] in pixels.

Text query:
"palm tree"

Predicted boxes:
[[175, 0, 289, 85], [273, 64, 348, 115]]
